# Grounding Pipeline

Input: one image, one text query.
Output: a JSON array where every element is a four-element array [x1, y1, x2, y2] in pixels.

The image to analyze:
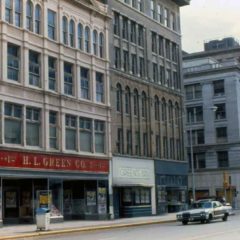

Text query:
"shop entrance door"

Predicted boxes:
[[3, 188, 19, 222]]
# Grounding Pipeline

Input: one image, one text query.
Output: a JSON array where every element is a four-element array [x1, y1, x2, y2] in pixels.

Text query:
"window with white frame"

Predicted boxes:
[[48, 56, 57, 91], [96, 72, 104, 103], [35, 5, 41, 34], [85, 27, 90, 53], [26, 107, 41, 146], [79, 117, 92, 152], [150, 0, 155, 19], [157, 4, 163, 23], [29, 50, 41, 87], [78, 23, 83, 50], [164, 8, 170, 27], [137, 0, 143, 12], [62, 16, 68, 45], [8, 43, 20, 81], [99, 33, 104, 58], [15, 0, 21, 27], [65, 115, 77, 150], [80, 67, 90, 100], [49, 111, 57, 149], [95, 120, 105, 153], [5, 0, 12, 23], [64, 62, 73, 96], [93, 30, 98, 55], [69, 19, 75, 47], [48, 9, 56, 40], [4, 102, 22, 144], [26, 0, 33, 31]]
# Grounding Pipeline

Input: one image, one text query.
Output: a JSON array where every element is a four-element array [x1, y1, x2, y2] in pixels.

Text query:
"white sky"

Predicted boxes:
[[180, 0, 240, 53]]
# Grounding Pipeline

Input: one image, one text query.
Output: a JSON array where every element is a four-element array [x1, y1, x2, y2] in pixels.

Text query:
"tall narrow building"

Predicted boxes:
[[0, 0, 110, 225], [108, 0, 190, 218]]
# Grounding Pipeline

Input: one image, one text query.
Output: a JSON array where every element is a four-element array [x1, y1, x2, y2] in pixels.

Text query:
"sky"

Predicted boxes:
[[180, 0, 240, 53]]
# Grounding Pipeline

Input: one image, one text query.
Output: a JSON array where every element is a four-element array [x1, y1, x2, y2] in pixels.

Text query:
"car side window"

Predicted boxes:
[[213, 203, 217, 208]]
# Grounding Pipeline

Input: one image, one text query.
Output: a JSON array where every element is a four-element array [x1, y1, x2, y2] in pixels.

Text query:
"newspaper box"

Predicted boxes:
[[36, 208, 50, 231]]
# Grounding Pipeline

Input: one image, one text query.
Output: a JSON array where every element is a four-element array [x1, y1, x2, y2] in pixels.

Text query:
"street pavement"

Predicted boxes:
[[0, 210, 239, 240]]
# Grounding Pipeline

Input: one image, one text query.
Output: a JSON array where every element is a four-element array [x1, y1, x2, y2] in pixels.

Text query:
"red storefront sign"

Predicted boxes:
[[0, 150, 109, 173]]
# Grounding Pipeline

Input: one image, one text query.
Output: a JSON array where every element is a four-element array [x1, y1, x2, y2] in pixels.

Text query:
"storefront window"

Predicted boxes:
[[0, 178, 2, 221], [97, 181, 108, 215]]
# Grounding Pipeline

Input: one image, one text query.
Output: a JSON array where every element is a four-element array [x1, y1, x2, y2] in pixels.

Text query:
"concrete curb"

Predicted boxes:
[[0, 219, 176, 240]]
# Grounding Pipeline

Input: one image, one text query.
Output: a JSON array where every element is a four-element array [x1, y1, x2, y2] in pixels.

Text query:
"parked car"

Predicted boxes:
[[176, 200, 229, 225]]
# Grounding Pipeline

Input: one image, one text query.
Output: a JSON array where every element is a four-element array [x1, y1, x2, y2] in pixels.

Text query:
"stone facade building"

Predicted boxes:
[[108, 0, 189, 218], [183, 38, 240, 208], [0, 0, 110, 224]]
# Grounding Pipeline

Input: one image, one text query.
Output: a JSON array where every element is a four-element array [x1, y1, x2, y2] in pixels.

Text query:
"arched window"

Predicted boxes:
[[162, 98, 167, 122], [78, 23, 83, 50], [69, 20, 75, 47], [92, 30, 98, 55], [154, 96, 160, 121], [35, 4, 41, 34], [62, 16, 68, 45], [142, 91, 147, 118], [99, 33, 104, 58], [133, 89, 139, 117], [125, 87, 131, 114], [116, 84, 122, 112], [85, 27, 90, 53], [26, 0, 33, 31], [15, 0, 22, 27]]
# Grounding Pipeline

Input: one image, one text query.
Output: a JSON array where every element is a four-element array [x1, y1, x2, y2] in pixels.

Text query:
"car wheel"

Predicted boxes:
[[182, 220, 188, 225], [206, 214, 213, 223], [222, 214, 228, 221]]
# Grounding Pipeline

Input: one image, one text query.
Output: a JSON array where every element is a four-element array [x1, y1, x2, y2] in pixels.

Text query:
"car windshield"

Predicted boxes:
[[191, 202, 212, 209]]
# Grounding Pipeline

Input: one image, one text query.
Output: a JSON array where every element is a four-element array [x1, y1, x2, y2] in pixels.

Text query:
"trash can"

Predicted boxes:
[[36, 208, 50, 231]]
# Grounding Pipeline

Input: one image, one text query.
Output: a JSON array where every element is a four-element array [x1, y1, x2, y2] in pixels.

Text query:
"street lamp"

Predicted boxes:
[[188, 105, 218, 202]]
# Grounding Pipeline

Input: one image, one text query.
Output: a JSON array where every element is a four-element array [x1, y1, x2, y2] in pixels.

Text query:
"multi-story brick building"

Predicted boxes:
[[0, 0, 110, 224], [183, 37, 240, 208], [108, 0, 189, 218]]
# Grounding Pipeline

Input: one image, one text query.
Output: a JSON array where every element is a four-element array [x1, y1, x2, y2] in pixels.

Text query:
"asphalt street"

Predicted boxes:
[[25, 214, 240, 240]]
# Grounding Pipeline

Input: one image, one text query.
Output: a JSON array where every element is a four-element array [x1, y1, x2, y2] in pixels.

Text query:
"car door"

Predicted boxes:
[[213, 202, 224, 218]]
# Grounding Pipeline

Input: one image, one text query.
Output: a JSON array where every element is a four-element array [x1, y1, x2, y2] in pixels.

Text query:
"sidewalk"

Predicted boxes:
[[0, 214, 176, 240]]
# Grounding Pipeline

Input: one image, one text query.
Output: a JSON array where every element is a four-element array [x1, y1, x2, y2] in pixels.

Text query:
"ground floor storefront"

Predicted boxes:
[[0, 150, 109, 225], [112, 157, 156, 218], [155, 160, 188, 214]]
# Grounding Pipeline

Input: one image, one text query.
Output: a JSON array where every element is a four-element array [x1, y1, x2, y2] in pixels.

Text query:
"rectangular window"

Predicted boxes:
[[29, 50, 40, 87], [15, 0, 21, 27], [138, 25, 144, 47], [151, 32, 157, 53], [158, 36, 164, 56], [81, 67, 90, 99], [137, 0, 143, 12], [65, 115, 77, 150], [8, 43, 20, 81], [64, 62, 73, 96], [164, 8, 170, 27], [26, 107, 40, 146], [213, 80, 224, 96], [188, 129, 204, 145], [157, 4, 163, 23], [95, 120, 105, 153], [96, 72, 104, 103], [80, 117, 92, 152], [187, 106, 203, 123], [4, 103, 22, 144], [122, 17, 128, 40], [159, 65, 165, 85], [176, 139, 180, 160], [143, 133, 148, 156], [114, 47, 121, 69], [123, 50, 129, 72], [216, 127, 227, 143], [170, 138, 174, 159], [156, 135, 161, 158], [215, 103, 226, 120], [49, 111, 57, 149], [153, 63, 158, 83], [163, 136, 168, 158], [185, 84, 202, 100], [130, 21, 136, 43], [170, 12, 176, 30], [48, 9, 56, 40], [165, 39, 171, 59], [48, 56, 56, 91], [131, 54, 137, 75], [135, 131, 140, 155], [139, 57, 145, 78], [150, 0, 156, 19], [217, 151, 228, 168], [126, 130, 132, 155], [5, 0, 12, 23], [117, 128, 123, 154], [189, 153, 206, 170], [113, 12, 120, 36]]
